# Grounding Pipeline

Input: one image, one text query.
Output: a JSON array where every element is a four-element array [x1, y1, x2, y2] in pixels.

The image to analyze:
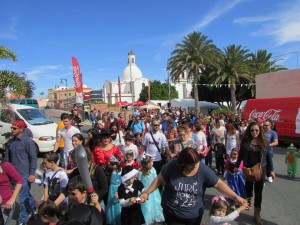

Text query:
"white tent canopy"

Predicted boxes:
[[146, 100, 169, 108], [170, 99, 220, 114]]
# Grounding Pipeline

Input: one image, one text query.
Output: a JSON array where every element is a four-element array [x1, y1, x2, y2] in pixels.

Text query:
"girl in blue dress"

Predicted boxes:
[[138, 155, 165, 225], [106, 155, 122, 225], [223, 148, 247, 208]]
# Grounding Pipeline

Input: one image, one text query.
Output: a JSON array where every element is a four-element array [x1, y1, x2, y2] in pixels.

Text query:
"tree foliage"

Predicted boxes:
[[209, 44, 254, 113], [139, 80, 178, 102], [0, 45, 35, 101], [167, 31, 220, 115]]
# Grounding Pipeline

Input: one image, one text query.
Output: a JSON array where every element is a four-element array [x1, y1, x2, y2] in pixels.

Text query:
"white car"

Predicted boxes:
[[0, 103, 57, 153]]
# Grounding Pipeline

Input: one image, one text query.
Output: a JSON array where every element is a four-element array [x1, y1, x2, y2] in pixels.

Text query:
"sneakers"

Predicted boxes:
[[267, 177, 273, 183]]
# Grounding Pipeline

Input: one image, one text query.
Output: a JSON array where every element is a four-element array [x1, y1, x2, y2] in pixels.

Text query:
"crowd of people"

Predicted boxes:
[[0, 106, 280, 225]]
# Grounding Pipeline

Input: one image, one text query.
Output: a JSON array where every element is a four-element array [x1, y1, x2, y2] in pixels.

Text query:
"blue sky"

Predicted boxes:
[[1, 0, 300, 97]]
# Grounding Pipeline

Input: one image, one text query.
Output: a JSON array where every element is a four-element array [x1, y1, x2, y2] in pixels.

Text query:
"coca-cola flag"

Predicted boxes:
[[71, 57, 83, 104]]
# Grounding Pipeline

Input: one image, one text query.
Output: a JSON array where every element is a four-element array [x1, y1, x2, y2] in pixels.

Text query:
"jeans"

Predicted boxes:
[[57, 147, 65, 168], [266, 149, 273, 177], [1, 204, 15, 225], [19, 175, 35, 223]]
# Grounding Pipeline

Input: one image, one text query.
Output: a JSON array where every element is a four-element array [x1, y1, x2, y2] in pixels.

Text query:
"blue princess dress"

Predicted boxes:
[[106, 171, 122, 225], [138, 167, 165, 225], [224, 159, 247, 199]]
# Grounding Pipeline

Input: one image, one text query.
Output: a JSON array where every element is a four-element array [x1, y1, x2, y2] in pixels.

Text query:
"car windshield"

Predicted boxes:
[[17, 108, 53, 125]]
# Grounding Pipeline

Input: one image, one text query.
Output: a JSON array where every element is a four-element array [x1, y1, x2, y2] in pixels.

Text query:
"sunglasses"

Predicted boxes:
[[250, 129, 260, 132], [11, 127, 18, 130], [153, 124, 160, 127], [263, 125, 270, 127]]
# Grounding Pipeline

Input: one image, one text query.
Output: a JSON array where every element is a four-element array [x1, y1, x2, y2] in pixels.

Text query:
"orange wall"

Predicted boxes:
[[256, 69, 300, 99]]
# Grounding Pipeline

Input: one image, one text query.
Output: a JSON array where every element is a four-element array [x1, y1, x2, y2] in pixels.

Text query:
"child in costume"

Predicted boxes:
[[106, 155, 122, 225], [214, 136, 226, 175], [223, 148, 247, 203], [118, 166, 145, 225], [121, 150, 139, 169], [285, 143, 299, 178], [138, 155, 164, 225], [209, 195, 247, 225]]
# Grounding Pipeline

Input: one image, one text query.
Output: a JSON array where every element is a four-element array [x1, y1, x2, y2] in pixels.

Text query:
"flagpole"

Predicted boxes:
[[130, 57, 134, 111]]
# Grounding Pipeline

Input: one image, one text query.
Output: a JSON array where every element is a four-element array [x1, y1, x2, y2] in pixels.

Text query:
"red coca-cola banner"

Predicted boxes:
[[71, 57, 83, 104]]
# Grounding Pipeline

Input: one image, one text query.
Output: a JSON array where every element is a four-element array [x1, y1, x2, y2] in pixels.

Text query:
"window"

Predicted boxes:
[[27, 99, 33, 104], [20, 99, 26, 104], [142, 83, 145, 88]]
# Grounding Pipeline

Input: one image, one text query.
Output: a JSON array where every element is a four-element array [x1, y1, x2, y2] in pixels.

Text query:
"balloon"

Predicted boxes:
[[75, 144, 94, 193]]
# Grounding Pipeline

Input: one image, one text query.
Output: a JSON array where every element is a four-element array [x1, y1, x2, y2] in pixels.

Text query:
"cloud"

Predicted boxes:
[[26, 65, 64, 81], [191, 0, 242, 31], [234, 1, 300, 45], [0, 17, 22, 40], [233, 15, 277, 24]]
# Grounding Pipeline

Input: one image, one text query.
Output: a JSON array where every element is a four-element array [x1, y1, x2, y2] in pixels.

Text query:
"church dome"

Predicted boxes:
[[122, 50, 143, 82], [122, 65, 143, 82]]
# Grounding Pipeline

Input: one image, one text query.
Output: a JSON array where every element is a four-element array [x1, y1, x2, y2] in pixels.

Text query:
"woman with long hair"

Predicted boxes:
[[235, 121, 275, 225], [92, 129, 123, 167]]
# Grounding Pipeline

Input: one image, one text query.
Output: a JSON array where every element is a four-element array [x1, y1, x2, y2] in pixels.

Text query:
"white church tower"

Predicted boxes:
[[103, 50, 149, 104]]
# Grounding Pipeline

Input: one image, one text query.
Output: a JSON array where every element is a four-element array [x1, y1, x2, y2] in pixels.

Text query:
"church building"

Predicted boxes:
[[103, 50, 192, 105]]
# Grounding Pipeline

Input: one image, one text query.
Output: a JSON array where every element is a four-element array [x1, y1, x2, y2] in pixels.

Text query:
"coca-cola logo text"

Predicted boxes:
[[72, 66, 82, 89], [249, 109, 282, 121]]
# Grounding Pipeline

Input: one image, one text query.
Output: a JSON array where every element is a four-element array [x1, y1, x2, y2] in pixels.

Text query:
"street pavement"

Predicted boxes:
[[8, 113, 300, 224]]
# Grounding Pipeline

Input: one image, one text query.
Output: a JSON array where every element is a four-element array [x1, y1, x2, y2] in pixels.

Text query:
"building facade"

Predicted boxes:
[[47, 85, 92, 110], [103, 50, 193, 105]]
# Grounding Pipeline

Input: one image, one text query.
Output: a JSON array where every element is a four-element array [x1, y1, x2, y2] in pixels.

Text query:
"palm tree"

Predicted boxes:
[[248, 49, 287, 75], [210, 44, 254, 113], [40, 92, 45, 98], [167, 31, 220, 115], [0, 45, 27, 100]]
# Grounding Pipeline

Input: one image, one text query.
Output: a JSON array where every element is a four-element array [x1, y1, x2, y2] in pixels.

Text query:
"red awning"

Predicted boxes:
[[115, 101, 128, 106]]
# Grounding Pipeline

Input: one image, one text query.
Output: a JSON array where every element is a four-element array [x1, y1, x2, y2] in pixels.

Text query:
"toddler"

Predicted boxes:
[[209, 195, 247, 225]]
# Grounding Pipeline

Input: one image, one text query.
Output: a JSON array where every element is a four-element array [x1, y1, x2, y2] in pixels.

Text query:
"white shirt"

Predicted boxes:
[[142, 131, 168, 161], [196, 131, 207, 150], [111, 131, 125, 147], [58, 126, 80, 153], [212, 126, 226, 145]]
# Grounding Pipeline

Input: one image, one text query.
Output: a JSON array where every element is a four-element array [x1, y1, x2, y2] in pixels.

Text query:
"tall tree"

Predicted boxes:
[[0, 45, 28, 100], [139, 80, 178, 102], [167, 31, 220, 115], [210, 44, 254, 113], [248, 49, 287, 75]]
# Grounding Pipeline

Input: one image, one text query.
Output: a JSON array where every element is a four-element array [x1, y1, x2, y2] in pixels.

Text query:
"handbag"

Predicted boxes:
[[149, 131, 167, 164], [242, 150, 263, 182]]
